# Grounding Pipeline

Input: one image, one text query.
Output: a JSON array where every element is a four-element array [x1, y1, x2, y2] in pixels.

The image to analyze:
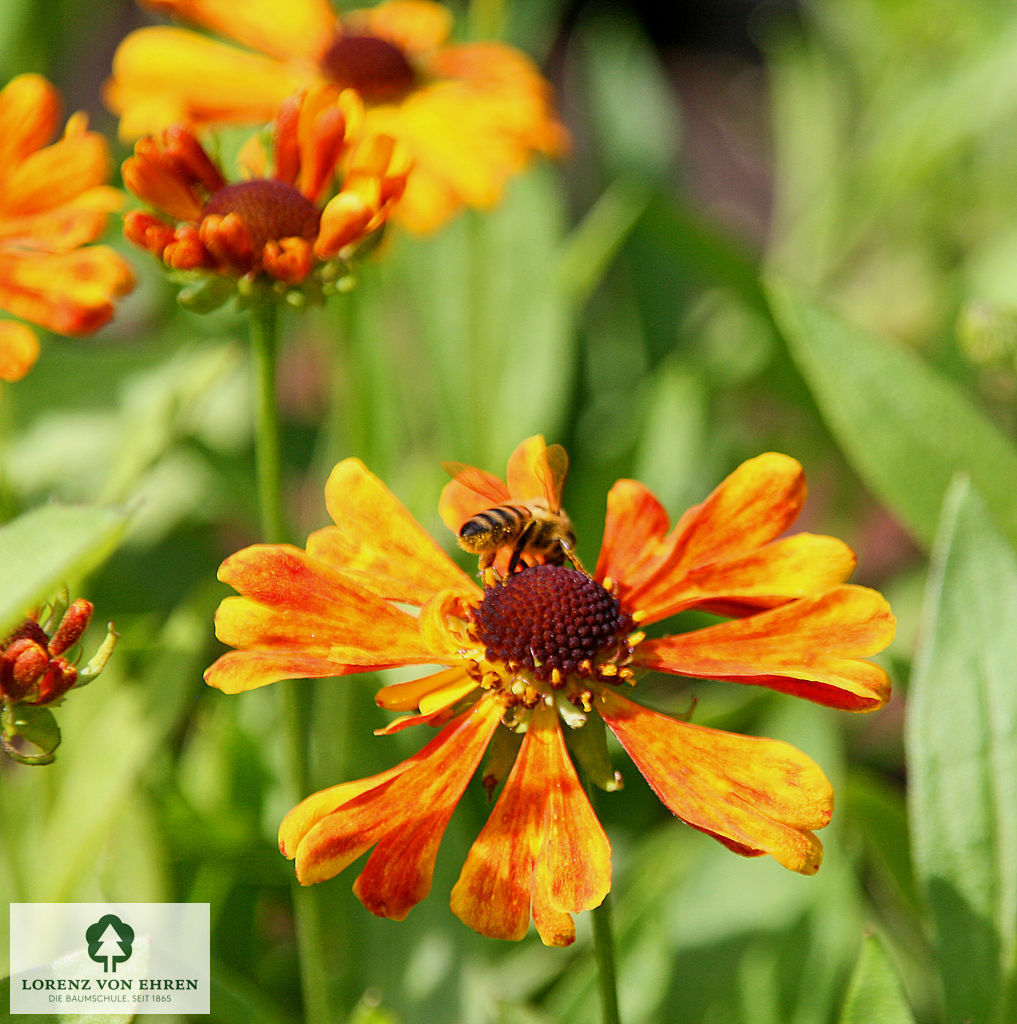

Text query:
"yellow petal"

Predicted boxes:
[[141, 0, 336, 62], [0, 320, 40, 382], [0, 74, 60, 174], [106, 27, 306, 138]]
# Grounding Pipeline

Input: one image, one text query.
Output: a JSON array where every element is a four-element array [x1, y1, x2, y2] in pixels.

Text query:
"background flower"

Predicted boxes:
[[106, 0, 568, 231], [0, 74, 134, 382]]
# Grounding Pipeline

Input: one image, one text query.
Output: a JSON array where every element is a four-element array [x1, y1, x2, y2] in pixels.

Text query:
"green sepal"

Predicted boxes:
[[565, 709, 622, 793], [2, 703, 61, 766]]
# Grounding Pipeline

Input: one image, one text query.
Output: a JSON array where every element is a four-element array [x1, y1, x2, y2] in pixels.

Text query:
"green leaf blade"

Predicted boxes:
[[837, 934, 916, 1024], [766, 278, 1017, 550], [0, 503, 129, 638], [906, 477, 1017, 1024]]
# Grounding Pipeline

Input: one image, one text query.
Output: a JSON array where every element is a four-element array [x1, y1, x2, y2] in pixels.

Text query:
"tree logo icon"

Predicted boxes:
[[85, 914, 135, 973]]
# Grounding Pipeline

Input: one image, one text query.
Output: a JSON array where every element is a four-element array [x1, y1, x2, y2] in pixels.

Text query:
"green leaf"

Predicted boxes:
[[837, 934, 915, 1024], [906, 477, 1017, 1024], [765, 278, 1017, 550], [0, 504, 129, 638]]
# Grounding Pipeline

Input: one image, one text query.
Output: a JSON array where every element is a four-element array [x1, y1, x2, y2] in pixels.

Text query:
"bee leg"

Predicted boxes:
[[508, 521, 537, 575], [560, 539, 591, 577]]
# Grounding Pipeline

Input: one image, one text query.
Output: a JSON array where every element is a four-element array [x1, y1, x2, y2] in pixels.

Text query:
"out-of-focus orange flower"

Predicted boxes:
[[106, 0, 568, 232], [205, 437, 895, 945], [122, 85, 410, 296], [0, 75, 134, 382]]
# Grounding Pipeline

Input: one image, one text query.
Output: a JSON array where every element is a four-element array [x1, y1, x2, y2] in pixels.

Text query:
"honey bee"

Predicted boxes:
[[443, 443, 588, 576]]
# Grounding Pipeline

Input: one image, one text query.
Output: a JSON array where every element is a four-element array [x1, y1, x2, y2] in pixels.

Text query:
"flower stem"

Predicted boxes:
[[248, 298, 331, 1024], [248, 300, 285, 545], [591, 884, 623, 1024]]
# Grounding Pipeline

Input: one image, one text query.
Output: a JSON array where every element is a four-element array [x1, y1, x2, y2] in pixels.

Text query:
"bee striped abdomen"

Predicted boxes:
[[459, 505, 530, 549]]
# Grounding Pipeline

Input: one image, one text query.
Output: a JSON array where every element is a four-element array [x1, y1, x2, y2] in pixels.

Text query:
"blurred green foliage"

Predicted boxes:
[[3, 0, 1017, 1022]]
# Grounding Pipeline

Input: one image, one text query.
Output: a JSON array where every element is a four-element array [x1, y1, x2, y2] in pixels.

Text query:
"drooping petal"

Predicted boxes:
[[281, 696, 502, 924], [450, 703, 611, 946], [106, 27, 305, 138], [598, 689, 832, 873], [0, 320, 39, 382], [139, 0, 337, 63], [307, 457, 475, 605], [635, 585, 895, 711]]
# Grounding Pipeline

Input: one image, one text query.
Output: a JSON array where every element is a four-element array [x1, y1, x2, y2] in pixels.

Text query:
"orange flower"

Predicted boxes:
[[106, 0, 568, 232], [122, 86, 410, 295], [0, 75, 135, 382], [205, 438, 894, 945]]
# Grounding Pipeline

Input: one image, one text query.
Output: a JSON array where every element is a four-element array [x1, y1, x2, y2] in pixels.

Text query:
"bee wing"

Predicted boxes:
[[439, 462, 511, 532], [506, 436, 569, 510]]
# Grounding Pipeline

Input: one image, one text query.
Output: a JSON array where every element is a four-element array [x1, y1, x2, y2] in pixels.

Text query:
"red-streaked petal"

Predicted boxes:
[[608, 454, 808, 616], [204, 649, 377, 693], [450, 704, 611, 946], [307, 457, 474, 605], [207, 544, 437, 691], [284, 697, 502, 922], [594, 478, 672, 584], [635, 585, 895, 711], [640, 533, 858, 620], [598, 689, 832, 873]]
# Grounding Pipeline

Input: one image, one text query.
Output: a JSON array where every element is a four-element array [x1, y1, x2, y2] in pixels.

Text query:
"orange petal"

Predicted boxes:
[[307, 457, 474, 605], [207, 544, 438, 691], [598, 689, 832, 873], [141, 0, 337, 62], [106, 27, 305, 138], [450, 704, 611, 946], [204, 648, 381, 694], [438, 463, 510, 534], [638, 533, 858, 621], [617, 453, 808, 617], [0, 74, 60, 173], [0, 320, 40, 382], [594, 478, 672, 585], [0, 187, 124, 251], [635, 585, 895, 711], [285, 697, 502, 920], [0, 247, 134, 335], [505, 435, 567, 506], [1, 129, 110, 217], [313, 191, 374, 256]]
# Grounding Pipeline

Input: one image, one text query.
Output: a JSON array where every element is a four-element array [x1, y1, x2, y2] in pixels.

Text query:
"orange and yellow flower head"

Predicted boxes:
[[0, 75, 135, 383], [106, 0, 569, 232], [204, 437, 895, 946], [122, 85, 410, 300]]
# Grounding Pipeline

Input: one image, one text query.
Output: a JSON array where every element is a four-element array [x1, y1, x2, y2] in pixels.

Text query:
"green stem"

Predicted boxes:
[[583, 775, 622, 1024], [591, 882, 622, 1024], [248, 300, 285, 545], [247, 299, 330, 1024]]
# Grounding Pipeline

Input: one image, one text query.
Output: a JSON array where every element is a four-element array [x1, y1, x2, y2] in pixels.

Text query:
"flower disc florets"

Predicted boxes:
[[319, 35, 418, 102], [472, 566, 635, 692], [203, 180, 322, 250]]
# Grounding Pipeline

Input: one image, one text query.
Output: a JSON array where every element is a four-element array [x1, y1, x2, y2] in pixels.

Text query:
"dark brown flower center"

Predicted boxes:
[[473, 566, 634, 684], [203, 180, 320, 250], [318, 34, 417, 102]]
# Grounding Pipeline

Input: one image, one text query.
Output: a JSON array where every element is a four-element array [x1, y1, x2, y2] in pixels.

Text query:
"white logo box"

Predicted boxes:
[[10, 903, 210, 1015]]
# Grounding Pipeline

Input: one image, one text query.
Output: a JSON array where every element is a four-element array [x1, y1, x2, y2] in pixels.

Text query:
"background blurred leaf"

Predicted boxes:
[[766, 278, 1017, 550], [906, 476, 1017, 1024], [0, 504, 129, 637], [836, 933, 915, 1024]]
